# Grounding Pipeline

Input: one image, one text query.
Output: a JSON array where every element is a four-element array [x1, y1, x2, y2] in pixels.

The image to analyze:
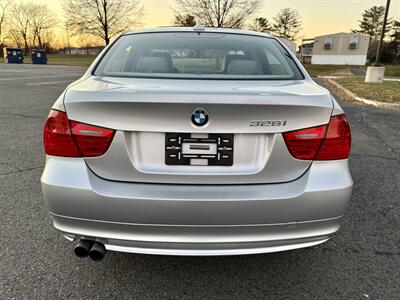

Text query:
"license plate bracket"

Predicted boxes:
[[165, 133, 234, 166]]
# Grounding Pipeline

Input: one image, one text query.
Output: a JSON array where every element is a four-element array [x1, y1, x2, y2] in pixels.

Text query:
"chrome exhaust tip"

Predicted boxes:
[[74, 239, 94, 258], [88, 242, 106, 261]]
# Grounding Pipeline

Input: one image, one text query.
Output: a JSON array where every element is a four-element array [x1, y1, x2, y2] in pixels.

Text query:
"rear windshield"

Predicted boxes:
[[95, 32, 304, 80]]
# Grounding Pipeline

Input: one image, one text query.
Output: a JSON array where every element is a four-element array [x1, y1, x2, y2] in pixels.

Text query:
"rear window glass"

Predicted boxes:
[[95, 32, 303, 80]]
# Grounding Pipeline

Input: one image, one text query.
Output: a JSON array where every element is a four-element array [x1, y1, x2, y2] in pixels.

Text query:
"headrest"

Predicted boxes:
[[223, 54, 245, 72], [226, 60, 262, 75], [136, 56, 171, 73], [150, 52, 174, 70]]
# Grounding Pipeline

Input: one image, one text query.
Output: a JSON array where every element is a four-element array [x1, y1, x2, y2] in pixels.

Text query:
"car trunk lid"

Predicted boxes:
[[64, 76, 333, 184]]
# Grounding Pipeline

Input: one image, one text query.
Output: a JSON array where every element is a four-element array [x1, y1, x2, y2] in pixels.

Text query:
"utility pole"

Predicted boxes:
[[374, 0, 391, 65], [366, 0, 391, 82], [65, 23, 71, 55]]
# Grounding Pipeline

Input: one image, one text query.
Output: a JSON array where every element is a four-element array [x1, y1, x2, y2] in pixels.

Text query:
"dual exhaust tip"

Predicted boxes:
[[74, 239, 106, 261]]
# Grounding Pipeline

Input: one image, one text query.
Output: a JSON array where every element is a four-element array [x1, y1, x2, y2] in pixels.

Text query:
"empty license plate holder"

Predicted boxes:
[[165, 133, 234, 166]]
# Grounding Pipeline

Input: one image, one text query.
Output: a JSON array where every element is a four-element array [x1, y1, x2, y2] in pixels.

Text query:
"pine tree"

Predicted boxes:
[[353, 5, 392, 40], [248, 17, 272, 33], [271, 8, 302, 41]]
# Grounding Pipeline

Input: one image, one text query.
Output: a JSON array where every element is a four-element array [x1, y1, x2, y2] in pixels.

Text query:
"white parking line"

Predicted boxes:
[[0, 74, 81, 81], [0, 70, 27, 73], [26, 80, 73, 86]]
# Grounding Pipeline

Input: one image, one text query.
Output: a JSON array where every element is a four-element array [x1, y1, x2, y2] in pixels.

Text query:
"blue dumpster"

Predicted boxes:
[[3, 47, 24, 64], [31, 49, 47, 64]]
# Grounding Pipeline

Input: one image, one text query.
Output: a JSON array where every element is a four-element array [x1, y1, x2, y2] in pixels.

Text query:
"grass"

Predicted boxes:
[[303, 64, 400, 78], [303, 64, 352, 76], [334, 76, 400, 104], [383, 65, 400, 78], [0, 54, 97, 66], [47, 54, 97, 66]]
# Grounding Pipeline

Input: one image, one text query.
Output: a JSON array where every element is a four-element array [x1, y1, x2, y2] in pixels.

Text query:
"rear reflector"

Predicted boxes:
[[44, 110, 115, 157], [283, 114, 351, 161]]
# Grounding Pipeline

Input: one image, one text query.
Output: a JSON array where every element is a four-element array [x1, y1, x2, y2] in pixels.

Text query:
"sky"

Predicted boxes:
[[23, 0, 400, 46]]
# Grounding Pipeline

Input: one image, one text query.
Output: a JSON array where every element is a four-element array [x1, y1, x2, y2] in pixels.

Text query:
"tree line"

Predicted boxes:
[[352, 5, 400, 63], [0, 1, 57, 53], [173, 2, 302, 41], [0, 0, 398, 63], [0, 0, 302, 53], [0, 0, 145, 53]]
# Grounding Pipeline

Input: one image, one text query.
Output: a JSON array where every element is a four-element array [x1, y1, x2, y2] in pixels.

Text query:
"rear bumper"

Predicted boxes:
[[41, 157, 353, 255], [56, 215, 337, 256]]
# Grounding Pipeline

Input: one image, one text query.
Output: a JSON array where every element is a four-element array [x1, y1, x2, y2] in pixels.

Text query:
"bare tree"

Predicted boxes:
[[30, 4, 57, 49], [0, 0, 8, 49], [271, 8, 302, 41], [63, 0, 144, 45], [7, 2, 35, 52], [6, 25, 22, 47], [40, 29, 57, 51], [174, 0, 262, 28], [248, 17, 271, 33], [173, 14, 196, 27]]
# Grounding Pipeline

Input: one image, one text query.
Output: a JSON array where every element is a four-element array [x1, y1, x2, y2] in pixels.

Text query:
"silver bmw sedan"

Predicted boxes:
[[41, 26, 353, 260]]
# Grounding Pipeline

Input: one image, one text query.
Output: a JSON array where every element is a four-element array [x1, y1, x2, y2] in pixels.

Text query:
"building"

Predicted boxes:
[[277, 37, 297, 54], [59, 46, 104, 55], [311, 32, 370, 65], [298, 42, 314, 64]]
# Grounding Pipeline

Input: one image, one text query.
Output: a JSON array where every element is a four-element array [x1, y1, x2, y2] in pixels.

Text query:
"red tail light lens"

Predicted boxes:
[[69, 121, 115, 157], [283, 114, 351, 161], [44, 110, 80, 157], [283, 124, 327, 160], [44, 110, 115, 157], [315, 114, 351, 160]]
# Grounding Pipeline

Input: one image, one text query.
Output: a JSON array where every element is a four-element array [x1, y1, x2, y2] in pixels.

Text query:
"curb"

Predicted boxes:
[[325, 79, 400, 111], [317, 75, 400, 82]]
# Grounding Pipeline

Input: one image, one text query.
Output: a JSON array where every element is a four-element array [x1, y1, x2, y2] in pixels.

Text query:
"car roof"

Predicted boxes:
[[123, 27, 274, 38]]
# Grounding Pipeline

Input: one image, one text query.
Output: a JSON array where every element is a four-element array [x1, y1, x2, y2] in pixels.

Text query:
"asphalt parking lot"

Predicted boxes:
[[1, 63, 399, 299]]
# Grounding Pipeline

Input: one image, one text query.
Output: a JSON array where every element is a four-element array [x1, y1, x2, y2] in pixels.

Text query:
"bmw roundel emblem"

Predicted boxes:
[[191, 109, 209, 127]]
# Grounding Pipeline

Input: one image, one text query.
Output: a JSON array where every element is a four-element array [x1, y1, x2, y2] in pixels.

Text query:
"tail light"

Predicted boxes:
[[282, 124, 327, 160], [69, 121, 115, 156], [44, 110, 115, 157], [283, 114, 351, 160], [315, 114, 351, 160], [43, 110, 80, 157]]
